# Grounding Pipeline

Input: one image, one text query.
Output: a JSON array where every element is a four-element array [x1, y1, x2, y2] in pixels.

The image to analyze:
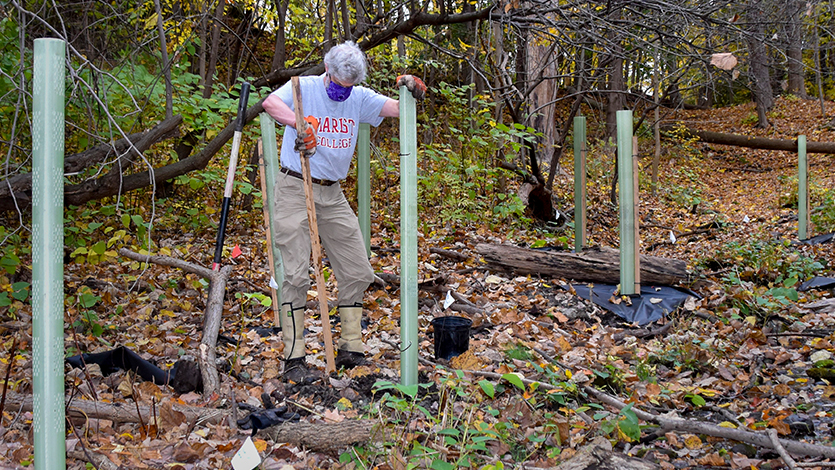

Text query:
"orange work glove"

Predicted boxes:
[[395, 75, 426, 100], [294, 115, 319, 155]]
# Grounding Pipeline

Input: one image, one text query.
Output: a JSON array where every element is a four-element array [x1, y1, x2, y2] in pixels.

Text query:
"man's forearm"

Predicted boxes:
[[263, 94, 297, 127]]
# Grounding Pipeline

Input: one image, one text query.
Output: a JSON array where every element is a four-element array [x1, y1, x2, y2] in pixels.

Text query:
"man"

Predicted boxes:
[[262, 41, 425, 381]]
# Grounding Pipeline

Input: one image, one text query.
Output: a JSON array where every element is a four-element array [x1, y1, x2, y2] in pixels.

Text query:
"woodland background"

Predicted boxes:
[[2, 0, 835, 469]]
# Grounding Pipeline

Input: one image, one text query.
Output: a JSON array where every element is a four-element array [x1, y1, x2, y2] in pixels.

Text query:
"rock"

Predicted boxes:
[[807, 367, 835, 382], [730, 442, 757, 458], [785, 414, 815, 437], [811, 350, 832, 363]]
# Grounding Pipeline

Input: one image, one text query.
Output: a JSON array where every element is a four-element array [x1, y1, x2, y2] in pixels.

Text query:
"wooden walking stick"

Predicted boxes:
[[291, 76, 336, 373]]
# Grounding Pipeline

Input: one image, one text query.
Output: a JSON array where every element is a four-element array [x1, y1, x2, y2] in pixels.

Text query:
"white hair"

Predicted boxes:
[[324, 42, 367, 85]]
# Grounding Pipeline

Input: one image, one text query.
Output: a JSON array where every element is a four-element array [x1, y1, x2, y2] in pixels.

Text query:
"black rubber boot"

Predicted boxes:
[[283, 357, 317, 383], [335, 349, 367, 369]]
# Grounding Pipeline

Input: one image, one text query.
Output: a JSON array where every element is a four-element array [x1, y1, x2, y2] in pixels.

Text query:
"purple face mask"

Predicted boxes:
[[326, 77, 353, 102]]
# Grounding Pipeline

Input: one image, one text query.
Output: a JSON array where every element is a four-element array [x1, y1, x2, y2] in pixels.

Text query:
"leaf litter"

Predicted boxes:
[[0, 97, 834, 468]]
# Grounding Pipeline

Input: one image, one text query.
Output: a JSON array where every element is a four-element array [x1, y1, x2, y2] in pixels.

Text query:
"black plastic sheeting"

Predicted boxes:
[[66, 346, 171, 385], [567, 284, 699, 326], [799, 232, 835, 245], [799, 276, 835, 292]]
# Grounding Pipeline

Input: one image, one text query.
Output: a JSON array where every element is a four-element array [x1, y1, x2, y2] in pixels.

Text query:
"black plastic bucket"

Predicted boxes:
[[431, 316, 472, 360]]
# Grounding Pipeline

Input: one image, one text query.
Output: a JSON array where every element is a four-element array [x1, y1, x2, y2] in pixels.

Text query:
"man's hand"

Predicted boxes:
[[293, 115, 319, 156], [396, 75, 426, 100]]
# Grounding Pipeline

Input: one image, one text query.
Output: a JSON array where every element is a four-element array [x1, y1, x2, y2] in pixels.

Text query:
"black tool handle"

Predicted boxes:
[[212, 82, 251, 271]]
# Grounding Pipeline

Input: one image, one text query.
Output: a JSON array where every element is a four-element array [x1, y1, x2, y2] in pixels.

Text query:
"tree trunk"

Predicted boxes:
[[475, 244, 689, 286], [271, 0, 289, 71], [604, 9, 625, 142], [153, 0, 173, 119], [786, 0, 807, 98], [527, 29, 559, 186], [341, 0, 352, 40], [746, 2, 774, 128], [325, 0, 334, 52], [202, 0, 225, 99]]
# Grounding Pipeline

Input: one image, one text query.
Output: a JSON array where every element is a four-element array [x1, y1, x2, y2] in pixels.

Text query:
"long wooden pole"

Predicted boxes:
[[291, 77, 336, 373]]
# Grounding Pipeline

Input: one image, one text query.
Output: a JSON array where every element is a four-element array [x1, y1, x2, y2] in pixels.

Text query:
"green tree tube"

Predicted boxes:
[[357, 123, 371, 256], [399, 88, 418, 386], [798, 135, 809, 240], [32, 38, 66, 470], [573, 116, 587, 253], [617, 110, 638, 295], [259, 114, 284, 307]]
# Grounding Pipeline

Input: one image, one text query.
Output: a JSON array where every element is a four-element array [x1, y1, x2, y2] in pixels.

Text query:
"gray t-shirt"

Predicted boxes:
[[272, 74, 389, 181]]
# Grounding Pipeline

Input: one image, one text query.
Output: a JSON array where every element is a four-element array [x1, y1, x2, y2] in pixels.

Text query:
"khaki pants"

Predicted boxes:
[[273, 171, 373, 312]]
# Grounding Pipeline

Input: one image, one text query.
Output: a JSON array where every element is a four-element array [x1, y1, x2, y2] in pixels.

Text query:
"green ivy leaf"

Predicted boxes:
[[502, 373, 525, 390], [91, 240, 107, 255], [79, 292, 100, 308], [430, 459, 455, 470], [478, 379, 495, 398]]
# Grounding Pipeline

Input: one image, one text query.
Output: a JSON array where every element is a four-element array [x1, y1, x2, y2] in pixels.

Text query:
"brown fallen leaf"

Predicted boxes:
[[773, 383, 791, 396], [450, 350, 481, 370], [697, 452, 726, 466], [158, 399, 187, 428], [684, 434, 702, 449], [173, 442, 200, 463]]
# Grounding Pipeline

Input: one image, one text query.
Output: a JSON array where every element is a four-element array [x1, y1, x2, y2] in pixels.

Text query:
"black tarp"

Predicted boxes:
[[799, 233, 835, 245], [66, 346, 202, 393], [568, 284, 699, 326], [799, 276, 835, 292], [66, 346, 170, 384]]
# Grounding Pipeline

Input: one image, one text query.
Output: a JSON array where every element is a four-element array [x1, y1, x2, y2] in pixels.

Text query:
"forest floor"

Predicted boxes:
[[2, 96, 835, 469]]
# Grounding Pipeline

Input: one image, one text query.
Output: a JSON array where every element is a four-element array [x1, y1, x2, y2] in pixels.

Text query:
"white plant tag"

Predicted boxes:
[[443, 290, 455, 310], [269, 276, 279, 290], [231, 436, 261, 470]]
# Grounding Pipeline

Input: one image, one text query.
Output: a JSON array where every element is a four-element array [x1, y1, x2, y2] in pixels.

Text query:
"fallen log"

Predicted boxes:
[[663, 126, 835, 154], [550, 436, 661, 470], [9, 391, 374, 454], [475, 244, 688, 286], [0, 115, 182, 211], [4, 391, 230, 426], [267, 420, 374, 454]]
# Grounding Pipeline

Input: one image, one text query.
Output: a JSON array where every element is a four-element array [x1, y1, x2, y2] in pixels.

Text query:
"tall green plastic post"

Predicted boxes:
[[798, 135, 810, 240], [617, 110, 638, 296], [573, 116, 587, 253], [399, 87, 418, 387], [259, 113, 284, 307], [32, 38, 67, 470], [357, 123, 371, 256]]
